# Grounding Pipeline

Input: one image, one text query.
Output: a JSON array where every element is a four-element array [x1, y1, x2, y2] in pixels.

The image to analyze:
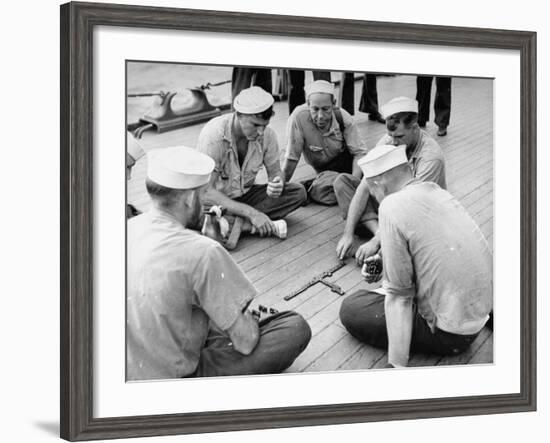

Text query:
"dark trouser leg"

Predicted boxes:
[[231, 68, 273, 101], [237, 183, 307, 220], [312, 71, 331, 82], [333, 173, 378, 226], [434, 77, 452, 129], [288, 70, 306, 114], [339, 290, 389, 348], [359, 74, 379, 114], [339, 290, 480, 357], [415, 76, 433, 126], [338, 72, 355, 115], [193, 311, 312, 377], [309, 151, 355, 206], [308, 171, 340, 205]]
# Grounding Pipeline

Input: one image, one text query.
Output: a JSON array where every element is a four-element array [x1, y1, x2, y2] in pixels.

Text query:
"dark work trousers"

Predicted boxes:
[[415, 76, 452, 128], [339, 290, 480, 356], [307, 149, 355, 206], [287, 70, 333, 114], [338, 72, 356, 115], [236, 182, 307, 220], [231, 68, 273, 101], [192, 311, 312, 377], [358, 74, 380, 115]]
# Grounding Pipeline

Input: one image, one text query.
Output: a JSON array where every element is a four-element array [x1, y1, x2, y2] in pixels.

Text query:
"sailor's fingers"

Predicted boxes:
[[336, 235, 353, 260]]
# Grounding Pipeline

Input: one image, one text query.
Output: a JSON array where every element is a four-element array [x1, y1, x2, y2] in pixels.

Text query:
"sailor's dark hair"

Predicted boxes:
[[385, 111, 418, 131], [236, 105, 274, 121]]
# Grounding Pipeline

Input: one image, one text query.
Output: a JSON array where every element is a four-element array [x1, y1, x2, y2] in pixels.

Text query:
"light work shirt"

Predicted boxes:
[[379, 182, 492, 335], [285, 104, 367, 170], [127, 208, 256, 380], [377, 130, 447, 190], [197, 113, 281, 199]]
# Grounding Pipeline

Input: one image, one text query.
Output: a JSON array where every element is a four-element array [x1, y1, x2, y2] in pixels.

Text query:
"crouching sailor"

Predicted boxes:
[[339, 144, 492, 368], [127, 146, 311, 380]]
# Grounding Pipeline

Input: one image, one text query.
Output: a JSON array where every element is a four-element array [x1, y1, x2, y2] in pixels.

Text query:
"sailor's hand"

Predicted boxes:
[[361, 254, 383, 284], [267, 176, 284, 198], [336, 233, 355, 259], [355, 238, 380, 266], [250, 210, 275, 237]]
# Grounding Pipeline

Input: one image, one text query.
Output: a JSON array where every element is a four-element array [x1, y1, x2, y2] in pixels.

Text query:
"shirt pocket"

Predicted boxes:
[[306, 144, 335, 168]]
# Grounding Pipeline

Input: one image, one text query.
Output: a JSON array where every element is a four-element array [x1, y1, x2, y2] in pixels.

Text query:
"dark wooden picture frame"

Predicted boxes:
[[60, 1, 537, 441]]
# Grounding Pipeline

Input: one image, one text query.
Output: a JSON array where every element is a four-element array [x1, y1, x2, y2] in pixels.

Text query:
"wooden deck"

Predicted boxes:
[[128, 73, 494, 372]]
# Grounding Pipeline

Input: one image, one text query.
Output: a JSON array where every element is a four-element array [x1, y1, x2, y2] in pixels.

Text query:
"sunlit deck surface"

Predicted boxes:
[[128, 73, 493, 372]]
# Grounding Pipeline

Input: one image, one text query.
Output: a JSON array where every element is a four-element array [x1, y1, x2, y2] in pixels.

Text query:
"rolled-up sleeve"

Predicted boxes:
[[412, 157, 445, 187], [379, 202, 416, 300], [192, 242, 257, 331]]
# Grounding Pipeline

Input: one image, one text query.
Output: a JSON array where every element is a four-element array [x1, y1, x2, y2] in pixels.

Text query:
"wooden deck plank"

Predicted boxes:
[[285, 324, 348, 373], [304, 334, 365, 373], [438, 327, 493, 366], [337, 344, 386, 371], [238, 207, 342, 273], [468, 333, 494, 365]]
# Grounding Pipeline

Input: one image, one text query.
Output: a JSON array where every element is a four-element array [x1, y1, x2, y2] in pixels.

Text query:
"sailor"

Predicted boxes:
[[126, 146, 311, 380], [126, 133, 146, 218], [334, 96, 447, 264], [282, 80, 368, 205], [197, 86, 307, 241], [339, 144, 492, 367]]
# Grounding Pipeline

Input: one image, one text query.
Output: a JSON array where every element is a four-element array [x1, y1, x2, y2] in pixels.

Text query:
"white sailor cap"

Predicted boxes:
[[304, 80, 335, 98], [233, 86, 274, 114], [358, 144, 408, 178], [380, 96, 418, 119], [147, 146, 215, 189], [127, 133, 145, 161]]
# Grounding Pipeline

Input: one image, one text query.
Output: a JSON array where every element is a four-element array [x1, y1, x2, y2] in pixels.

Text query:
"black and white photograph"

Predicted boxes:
[[125, 62, 494, 381]]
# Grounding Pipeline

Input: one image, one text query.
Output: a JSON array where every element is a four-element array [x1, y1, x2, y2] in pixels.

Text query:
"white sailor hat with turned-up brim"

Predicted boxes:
[[147, 146, 215, 189], [304, 80, 335, 98], [380, 96, 418, 119], [127, 133, 145, 161], [233, 86, 275, 114], [358, 144, 408, 178]]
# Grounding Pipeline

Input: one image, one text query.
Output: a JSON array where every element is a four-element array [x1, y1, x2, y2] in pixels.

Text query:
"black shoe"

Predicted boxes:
[[437, 126, 447, 136], [368, 113, 386, 124]]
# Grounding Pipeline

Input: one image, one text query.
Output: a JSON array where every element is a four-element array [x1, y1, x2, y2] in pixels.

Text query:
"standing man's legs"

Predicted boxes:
[[415, 75, 433, 127], [434, 76, 452, 134], [359, 74, 384, 123], [288, 70, 306, 114], [231, 68, 273, 101], [339, 72, 355, 115], [312, 71, 331, 82]]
